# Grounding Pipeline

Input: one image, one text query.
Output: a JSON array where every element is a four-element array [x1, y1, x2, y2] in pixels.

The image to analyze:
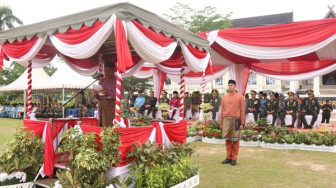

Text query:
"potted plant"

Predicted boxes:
[[0, 128, 44, 187]]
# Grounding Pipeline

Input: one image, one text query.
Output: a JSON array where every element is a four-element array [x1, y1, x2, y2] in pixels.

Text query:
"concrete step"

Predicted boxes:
[[35, 178, 58, 188]]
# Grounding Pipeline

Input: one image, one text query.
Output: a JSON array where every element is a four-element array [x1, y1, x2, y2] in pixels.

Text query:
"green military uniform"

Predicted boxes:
[[300, 89, 320, 129], [265, 92, 279, 126], [35, 107, 42, 118], [210, 90, 221, 120], [280, 91, 298, 127], [159, 97, 169, 104], [42, 106, 49, 118], [247, 90, 260, 121]]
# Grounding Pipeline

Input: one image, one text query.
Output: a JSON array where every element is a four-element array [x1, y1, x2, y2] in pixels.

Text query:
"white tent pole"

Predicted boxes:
[[23, 89, 27, 119], [62, 84, 65, 118]]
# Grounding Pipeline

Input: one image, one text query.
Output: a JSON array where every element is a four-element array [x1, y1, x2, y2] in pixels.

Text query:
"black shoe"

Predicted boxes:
[[222, 158, 231, 164], [231, 160, 237, 166]]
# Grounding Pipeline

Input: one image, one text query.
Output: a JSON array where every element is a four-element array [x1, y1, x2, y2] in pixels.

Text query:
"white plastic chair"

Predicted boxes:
[[245, 113, 255, 123], [284, 115, 298, 127]]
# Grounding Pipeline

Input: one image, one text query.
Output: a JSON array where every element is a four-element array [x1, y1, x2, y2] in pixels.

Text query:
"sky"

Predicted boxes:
[[0, 0, 335, 25], [0, 0, 335, 67]]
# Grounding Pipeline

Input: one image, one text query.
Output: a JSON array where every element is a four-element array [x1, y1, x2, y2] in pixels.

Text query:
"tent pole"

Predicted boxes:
[[62, 84, 65, 118], [23, 89, 27, 119]]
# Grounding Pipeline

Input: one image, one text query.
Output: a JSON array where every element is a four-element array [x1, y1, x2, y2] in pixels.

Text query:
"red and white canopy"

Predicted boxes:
[[0, 3, 210, 77], [199, 18, 336, 94]]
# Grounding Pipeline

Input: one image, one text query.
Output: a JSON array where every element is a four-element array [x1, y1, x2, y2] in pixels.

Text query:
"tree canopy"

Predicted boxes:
[[164, 2, 232, 33], [0, 6, 23, 31]]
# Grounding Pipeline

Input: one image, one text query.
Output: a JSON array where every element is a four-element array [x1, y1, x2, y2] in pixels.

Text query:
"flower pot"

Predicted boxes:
[[170, 174, 199, 188], [201, 137, 225, 144], [240, 141, 259, 147], [187, 136, 202, 143], [0, 182, 33, 188]]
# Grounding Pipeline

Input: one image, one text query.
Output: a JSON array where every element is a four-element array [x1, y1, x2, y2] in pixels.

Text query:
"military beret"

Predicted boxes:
[[269, 91, 274, 96], [162, 90, 167, 94], [250, 90, 257, 94], [149, 90, 154, 93], [212, 89, 219, 94], [287, 91, 294, 96], [307, 89, 314, 94]]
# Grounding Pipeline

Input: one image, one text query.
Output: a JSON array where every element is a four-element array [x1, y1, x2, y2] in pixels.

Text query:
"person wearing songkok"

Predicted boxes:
[[259, 91, 267, 118], [169, 91, 181, 119], [159, 91, 170, 104], [210, 90, 221, 120], [300, 89, 320, 129], [280, 91, 298, 127], [184, 92, 192, 118], [265, 91, 279, 126], [321, 100, 333, 124], [94, 61, 124, 127], [247, 90, 260, 121], [220, 80, 245, 166], [132, 90, 146, 117], [140, 90, 157, 118], [191, 92, 200, 116]]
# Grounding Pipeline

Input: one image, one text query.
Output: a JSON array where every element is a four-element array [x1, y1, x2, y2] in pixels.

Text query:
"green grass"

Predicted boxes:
[[191, 142, 336, 188], [0, 118, 22, 147], [1, 119, 336, 187]]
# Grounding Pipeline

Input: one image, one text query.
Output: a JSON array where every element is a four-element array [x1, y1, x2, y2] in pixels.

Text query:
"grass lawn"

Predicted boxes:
[[0, 118, 22, 147], [1, 119, 336, 187], [191, 141, 336, 188]]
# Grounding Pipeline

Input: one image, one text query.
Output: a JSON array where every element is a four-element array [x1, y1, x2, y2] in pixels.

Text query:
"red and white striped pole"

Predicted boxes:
[[113, 70, 122, 126], [179, 58, 186, 119], [201, 71, 205, 104], [98, 53, 104, 75], [27, 61, 32, 118]]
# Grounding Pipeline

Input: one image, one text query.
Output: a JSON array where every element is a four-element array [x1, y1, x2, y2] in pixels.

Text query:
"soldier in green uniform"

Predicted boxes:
[[300, 89, 320, 129], [48, 104, 55, 118], [184, 92, 192, 118], [280, 91, 298, 127], [247, 90, 260, 121], [42, 104, 49, 118], [209, 90, 221, 120], [35, 103, 42, 118], [265, 91, 278, 126], [58, 103, 63, 118], [159, 91, 170, 104]]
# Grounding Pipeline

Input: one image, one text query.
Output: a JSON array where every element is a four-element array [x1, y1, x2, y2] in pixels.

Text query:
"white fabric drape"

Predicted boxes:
[[215, 34, 336, 59], [9, 36, 48, 65], [155, 63, 191, 75], [132, 69, 162, 99], [121, 60, 145, 78], [180, 42, 210, 72], [167, 67, 229, 85], [29, 55, 56, 68], [50, 15, 115, 59], [255, 63, 336, 81], [125, 21, 177, 64]]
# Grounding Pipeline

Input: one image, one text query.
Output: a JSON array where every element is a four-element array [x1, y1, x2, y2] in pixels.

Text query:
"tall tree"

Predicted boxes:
[[0, 62, 26, 86], [0, 6, 23, 30], [164, 3, 232, 32], [43, 64, 57, 76], [122, 77, 153, 98]]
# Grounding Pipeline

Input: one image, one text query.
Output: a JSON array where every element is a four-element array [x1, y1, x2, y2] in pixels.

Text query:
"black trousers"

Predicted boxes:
[[211, 109, 219, 120], [265, 111, 277, 126], [322, 114, 331, 123], [139, 106, 156, 117], [280, 112, 296, 126], [300, 110, 317, 128]]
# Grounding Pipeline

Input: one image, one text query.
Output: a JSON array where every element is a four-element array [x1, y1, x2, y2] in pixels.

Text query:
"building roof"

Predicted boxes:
[[231, 12, 293, 28]]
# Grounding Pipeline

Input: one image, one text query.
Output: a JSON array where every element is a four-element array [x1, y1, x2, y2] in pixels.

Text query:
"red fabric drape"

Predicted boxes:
[[1, 37, 39, 58], [81, 126, 155, 166], [115, 18, 133, 73], [186, 44, 208, 59], [54, 20, 105, 45], [132, 20, 175, 47], [162, 120, 187, 143], [23, 119, 48, 138], [217, 18, 336, 47], [62, 55, 99, 69], [211, 42, 259, 64], [250, 60, 336, 75], [43, 123, 55, 177], [158, 71, 166, 101], [241, 65, 251, 95]]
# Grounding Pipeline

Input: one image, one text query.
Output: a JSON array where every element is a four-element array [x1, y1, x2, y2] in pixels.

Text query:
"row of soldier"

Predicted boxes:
[[33, 103, 63, 118], [246, 89, 332, 129], [127, 90, 221, 120]]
